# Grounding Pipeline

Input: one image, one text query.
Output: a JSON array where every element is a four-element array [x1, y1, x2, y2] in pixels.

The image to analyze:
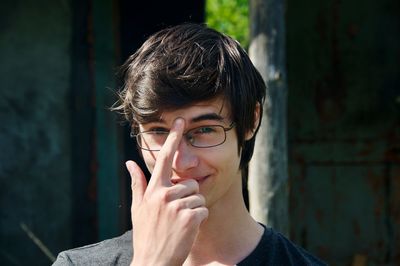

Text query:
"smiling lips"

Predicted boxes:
[[171, 175, 210, 185]]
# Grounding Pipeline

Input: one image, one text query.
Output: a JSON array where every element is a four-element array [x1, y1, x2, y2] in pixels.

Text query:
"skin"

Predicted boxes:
[[126, 98, 263, 266]]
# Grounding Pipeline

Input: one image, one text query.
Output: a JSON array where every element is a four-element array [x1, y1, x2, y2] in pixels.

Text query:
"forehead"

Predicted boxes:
[[142, 97, 231, 126]]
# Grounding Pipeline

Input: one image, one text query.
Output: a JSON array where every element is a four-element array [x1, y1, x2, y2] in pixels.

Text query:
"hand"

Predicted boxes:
[[126, 118, 209, 266]]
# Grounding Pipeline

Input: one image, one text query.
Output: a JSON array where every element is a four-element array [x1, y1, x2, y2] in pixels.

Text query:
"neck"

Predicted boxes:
[[184, 173, 264, 266]]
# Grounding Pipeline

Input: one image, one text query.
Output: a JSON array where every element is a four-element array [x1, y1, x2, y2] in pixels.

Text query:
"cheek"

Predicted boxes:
[[207, 142, 241, 172], [223, 135, 241, 164], [142, 151, 157, 173]]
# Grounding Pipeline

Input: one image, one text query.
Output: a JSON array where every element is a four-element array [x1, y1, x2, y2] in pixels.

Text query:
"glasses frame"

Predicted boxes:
[[131, 123, 236, 151]]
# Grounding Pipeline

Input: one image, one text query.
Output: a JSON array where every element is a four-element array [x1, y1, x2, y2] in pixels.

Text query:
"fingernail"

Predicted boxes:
[[125, 161, 132, 171], [173, 117, 184, 129], [126, 161, 136, 186]]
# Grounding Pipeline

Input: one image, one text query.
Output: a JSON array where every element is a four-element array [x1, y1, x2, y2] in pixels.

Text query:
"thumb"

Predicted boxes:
[[125, 160, 147, 214]]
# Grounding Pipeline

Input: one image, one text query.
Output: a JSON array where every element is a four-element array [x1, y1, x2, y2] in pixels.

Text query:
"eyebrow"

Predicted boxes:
[[144, 112, 225, 125], [148, 113, 224, 124], [190, 113, 225, 123]]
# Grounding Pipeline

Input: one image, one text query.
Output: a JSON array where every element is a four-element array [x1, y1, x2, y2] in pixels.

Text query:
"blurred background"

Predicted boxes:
[[0, 0, 399, 265]]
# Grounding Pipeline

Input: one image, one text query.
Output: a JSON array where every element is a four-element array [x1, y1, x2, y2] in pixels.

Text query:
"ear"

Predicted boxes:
[[245, 102, 261, 141]]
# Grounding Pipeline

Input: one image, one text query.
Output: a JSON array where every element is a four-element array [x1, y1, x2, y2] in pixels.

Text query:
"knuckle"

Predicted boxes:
[[180, 207, 208, 226], [187, 179, 198, 187], [169, 200, 184, 214], [196, 207, 209, 223], [159, 133, 180, 156], [148, 187, 169, 204], [197, 194, 206, 205], [181, 179, 199, 192], [164, 133, 179, 149], [180, 210, 197, 225], [162, 187, 176, 202], [191, 180, 200, 191]]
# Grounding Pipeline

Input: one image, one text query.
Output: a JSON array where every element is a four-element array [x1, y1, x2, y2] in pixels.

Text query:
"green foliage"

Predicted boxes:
[[206, 0, 250, 50]]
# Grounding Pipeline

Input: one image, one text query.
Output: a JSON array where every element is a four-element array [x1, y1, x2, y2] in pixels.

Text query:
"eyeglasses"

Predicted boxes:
[[131, 123, 235, 151]]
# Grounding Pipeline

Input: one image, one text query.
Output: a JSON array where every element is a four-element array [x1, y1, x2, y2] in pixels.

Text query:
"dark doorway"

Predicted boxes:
[[117, 0, 205, 230]]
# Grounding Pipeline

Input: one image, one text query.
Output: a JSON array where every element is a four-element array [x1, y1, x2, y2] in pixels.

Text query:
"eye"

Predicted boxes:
[[193, 126, 216, 134], [148, 127, 169, 132], [148, 127, 169, 133]]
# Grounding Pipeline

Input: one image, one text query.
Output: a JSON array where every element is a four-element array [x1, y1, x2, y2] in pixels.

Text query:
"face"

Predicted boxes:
[[138, 97, 244, 208]]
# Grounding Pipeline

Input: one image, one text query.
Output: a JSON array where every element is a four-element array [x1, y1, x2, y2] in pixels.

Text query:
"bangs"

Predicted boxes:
[[131, 72, 225, 124]]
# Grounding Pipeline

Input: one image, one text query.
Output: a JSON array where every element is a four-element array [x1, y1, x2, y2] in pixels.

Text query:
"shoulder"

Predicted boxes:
[[52, 231, 133, 266], [267, 228, 327, 265], [239, 225, 327, 266]]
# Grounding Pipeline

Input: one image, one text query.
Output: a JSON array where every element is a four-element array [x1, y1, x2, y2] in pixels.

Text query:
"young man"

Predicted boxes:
[[54, 23, 326, 265]]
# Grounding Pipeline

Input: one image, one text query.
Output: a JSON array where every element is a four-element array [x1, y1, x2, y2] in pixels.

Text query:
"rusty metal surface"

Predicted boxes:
[[286, 0, 400, 265]]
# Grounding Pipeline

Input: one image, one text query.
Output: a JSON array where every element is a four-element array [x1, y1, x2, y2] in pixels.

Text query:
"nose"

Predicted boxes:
[[172, 137, 199, 172]]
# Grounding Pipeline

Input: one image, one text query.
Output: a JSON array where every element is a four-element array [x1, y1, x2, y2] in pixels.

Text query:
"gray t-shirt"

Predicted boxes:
[[53, 226, 327, 265], [53, 231, 132, 266]]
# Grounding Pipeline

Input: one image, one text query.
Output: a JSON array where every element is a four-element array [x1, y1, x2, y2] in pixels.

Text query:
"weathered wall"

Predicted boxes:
[[287, 0, 400, 265], [0, 0, 73, 264]]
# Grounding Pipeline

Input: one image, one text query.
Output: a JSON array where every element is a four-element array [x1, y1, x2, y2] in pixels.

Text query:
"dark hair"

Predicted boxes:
[[113, 23, 266, 169]]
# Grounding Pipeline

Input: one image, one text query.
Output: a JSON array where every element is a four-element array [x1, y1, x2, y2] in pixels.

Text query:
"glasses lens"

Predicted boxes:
[[188, 125, 225, 148], [136, 125, 229, 151], [138, 131, 168, 151]]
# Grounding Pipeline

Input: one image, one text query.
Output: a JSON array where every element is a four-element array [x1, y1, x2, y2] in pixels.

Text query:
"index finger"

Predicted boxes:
[[148, 117, 185, 188]]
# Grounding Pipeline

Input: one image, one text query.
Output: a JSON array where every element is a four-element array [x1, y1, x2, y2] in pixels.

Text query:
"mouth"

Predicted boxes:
[[195, 175, 210, 185], [171, 175, 210, 185]]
